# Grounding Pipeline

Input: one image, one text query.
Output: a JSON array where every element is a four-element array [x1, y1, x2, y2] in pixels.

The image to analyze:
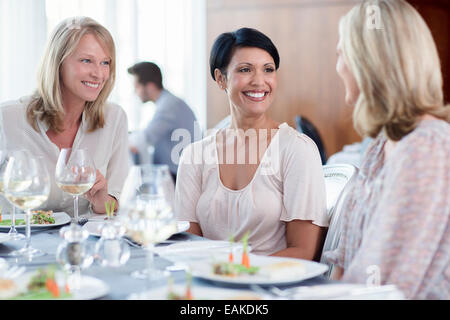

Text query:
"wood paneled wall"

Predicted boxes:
[[206, 0, 450, 157]]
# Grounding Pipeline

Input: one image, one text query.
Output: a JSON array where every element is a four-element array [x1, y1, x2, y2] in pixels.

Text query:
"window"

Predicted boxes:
[[0, 0, 206, 131]]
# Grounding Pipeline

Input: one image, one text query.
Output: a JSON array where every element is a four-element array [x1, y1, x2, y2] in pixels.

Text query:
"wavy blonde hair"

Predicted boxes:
[[27, 16, 116, 133], [339, 0, 450, 141]]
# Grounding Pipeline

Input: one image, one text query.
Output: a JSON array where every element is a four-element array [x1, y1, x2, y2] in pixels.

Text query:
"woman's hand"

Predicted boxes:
[[84, 169, 117, 214]]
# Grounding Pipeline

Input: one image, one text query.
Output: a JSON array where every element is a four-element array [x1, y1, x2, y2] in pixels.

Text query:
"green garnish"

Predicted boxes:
[[105, 200, 116, 219], [212, 262, 260, 276], [12, 291, 72, 300], [0, 219, 26, 226]]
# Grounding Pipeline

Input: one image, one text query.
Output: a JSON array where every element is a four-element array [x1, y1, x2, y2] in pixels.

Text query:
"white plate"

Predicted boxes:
[[128, 284, 266, 300], [0, 212, 71, 229], [0, 233, 11, 244], [154, 240, 246, 259], [189, 254, 328, 286], [13, 272, 109, 300], [84, 220, 190, 238]]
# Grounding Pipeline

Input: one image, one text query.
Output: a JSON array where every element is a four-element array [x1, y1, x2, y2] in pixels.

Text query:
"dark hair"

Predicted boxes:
[[127, 61, 163, 89], [209, 27, 280, 80]]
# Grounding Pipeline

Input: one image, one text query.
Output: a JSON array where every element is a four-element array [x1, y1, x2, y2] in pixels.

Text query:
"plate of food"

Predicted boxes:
[[189, 253, 329, 286], [0, 211, 71, 229], [129, 284, 265, 300], [1, 266, 109, 300], [128, 273, 265, 300]]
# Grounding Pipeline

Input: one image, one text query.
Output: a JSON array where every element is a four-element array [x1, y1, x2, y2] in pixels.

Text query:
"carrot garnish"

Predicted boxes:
[[46, 278, 60, 297], [186, 271, 193, 300], [228, 234, 235, 263], [241, 231, 251, 268]]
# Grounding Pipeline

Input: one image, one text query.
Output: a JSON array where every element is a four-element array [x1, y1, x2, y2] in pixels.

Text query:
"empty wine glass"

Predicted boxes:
[[0, 150, 25, 240], [55, 148, 96, 224], [119, 165, 177, 280], [3, 151, 50, 258]]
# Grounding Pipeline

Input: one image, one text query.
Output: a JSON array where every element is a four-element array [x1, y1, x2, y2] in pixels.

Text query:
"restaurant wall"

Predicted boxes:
[[206, 0, 450, 157]]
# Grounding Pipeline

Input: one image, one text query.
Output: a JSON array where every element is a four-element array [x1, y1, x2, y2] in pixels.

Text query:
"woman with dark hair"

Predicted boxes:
[[174, 28, 328, 258]]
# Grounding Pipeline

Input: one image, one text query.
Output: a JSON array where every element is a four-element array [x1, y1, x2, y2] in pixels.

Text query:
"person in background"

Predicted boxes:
[[0, 16, 129, 216], [324, 0, 449, 299], [174, 27, 328, 258], [127, 62, 201, 181]]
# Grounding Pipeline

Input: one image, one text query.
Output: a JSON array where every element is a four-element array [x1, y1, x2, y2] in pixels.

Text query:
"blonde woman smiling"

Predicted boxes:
[[324, 0, 450, 299], [175, 28, 328, 258], [0, 17, 129, 216]]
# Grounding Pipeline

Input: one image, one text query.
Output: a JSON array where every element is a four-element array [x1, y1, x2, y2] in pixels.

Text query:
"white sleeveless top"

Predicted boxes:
[[174, 123, 328, 255]]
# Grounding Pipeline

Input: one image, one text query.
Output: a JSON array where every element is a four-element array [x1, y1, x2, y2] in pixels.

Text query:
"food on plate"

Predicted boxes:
[[0, 219, 26, 226], [167, 272, 193, 300], [258, 261, 306, 280], [12, 266, 71, 300], [212, 231, 259, 277], [211, 231, 306, 280], [0, 278, 21, 299], [30, 210, 55, 225], [104, 200, 116, 220], [0, 210, 55, 226], [213, 262, 259, 277], [241, 231, 250, 268]]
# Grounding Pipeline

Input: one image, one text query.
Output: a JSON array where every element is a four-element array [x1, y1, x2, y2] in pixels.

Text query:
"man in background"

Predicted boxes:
[[128, 62, 201, 181]]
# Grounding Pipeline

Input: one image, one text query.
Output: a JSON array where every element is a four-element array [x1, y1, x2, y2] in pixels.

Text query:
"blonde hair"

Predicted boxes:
[[339, 0, 450, 141], [27, 16, 116, 133]]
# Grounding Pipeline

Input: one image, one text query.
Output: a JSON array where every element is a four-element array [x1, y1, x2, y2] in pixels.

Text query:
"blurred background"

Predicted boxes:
[[0, 0, 448, 160]]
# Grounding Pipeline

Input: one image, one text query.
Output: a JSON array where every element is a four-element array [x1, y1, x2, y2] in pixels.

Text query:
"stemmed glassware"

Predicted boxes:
[[3, 150, 50, 258], [119, 165, 177, 280], [55, 148, 96, 224], [0, 150, 25, 240]]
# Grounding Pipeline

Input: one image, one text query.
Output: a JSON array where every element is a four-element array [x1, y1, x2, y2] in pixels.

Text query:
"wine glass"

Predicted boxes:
[[152, 164, 175, 208], [0, 150, 25, 240], [55, 149, 96, 224], [119, 165, 177, 280], [3, 151, 50, 258]]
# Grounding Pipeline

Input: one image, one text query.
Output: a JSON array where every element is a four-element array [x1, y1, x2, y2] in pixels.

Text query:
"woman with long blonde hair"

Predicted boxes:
[[324, 0, 449, 299], [0, 17, 129, 216]]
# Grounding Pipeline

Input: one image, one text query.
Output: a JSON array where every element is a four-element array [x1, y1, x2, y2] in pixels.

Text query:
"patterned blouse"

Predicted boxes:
[[324, 119, 449, 300]]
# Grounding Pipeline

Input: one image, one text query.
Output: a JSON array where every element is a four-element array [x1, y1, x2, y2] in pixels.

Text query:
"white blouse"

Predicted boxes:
[[174, 123, 328, 255], [0, 96, 130, 216]]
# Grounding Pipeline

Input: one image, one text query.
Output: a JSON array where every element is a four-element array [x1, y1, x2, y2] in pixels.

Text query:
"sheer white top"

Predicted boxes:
[[174, 123, 328, 255], [0, 96, 130, 217]]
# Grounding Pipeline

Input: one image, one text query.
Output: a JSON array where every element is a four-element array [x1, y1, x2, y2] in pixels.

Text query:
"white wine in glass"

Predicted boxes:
[[56, 182, 94, 196], [55, 148, 96, 224], [0, 150, 26, 240], [119, 165, 176, 281], [4, 151, 50, 257]]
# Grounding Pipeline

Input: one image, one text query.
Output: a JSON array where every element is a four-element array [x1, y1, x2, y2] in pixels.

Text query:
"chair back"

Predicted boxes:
[[295, 116, 327, 164], [320, 164, 358, 277]]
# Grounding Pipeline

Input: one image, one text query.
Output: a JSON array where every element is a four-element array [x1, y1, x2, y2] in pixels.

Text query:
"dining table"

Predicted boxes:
[[0, 213, 404, 301]]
